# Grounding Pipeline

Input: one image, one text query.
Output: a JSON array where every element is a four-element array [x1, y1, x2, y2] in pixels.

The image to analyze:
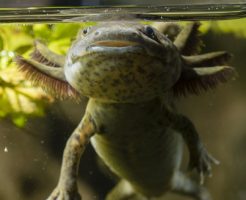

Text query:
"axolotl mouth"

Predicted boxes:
[[85, 40, 145, 55], [90, 40, 139, 48]]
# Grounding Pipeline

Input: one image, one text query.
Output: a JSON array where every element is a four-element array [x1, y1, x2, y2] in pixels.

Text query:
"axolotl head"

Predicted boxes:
[[15, 22, 235, 102], [64, 23, 182, 102]]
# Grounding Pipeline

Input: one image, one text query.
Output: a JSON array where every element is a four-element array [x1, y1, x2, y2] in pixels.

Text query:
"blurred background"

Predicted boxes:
[[0, 20, 246, 200]]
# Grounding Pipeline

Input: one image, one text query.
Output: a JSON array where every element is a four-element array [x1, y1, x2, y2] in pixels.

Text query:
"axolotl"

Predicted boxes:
[[15, 22, 235, 200]]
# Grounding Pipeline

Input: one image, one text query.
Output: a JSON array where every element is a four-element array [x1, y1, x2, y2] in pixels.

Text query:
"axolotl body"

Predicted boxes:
[[16, 22, 235, 200]]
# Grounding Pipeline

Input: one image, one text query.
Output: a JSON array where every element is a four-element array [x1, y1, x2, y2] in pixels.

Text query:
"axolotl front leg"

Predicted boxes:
[[47, 113, 97, 200], [173, 115, 220, 182], [170, 114, 219, 200], [15, 41, 99, 200]]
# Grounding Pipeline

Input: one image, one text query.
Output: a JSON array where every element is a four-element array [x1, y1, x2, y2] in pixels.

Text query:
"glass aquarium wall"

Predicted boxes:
[[0, 0, 246, 7], [0, 0, 245, 22]]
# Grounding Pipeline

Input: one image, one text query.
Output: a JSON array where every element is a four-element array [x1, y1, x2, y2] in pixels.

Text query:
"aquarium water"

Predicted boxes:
[[0, 3, 246, 200]]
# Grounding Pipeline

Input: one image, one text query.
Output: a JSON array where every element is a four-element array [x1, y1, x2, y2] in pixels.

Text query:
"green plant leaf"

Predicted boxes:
[[12, 114, 27, 127], [0, 22, 97, 127], [199, 19, 246, 38]]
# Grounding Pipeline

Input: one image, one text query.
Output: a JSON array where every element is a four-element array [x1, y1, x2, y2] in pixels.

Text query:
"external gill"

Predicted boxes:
[[174, 22, 203, 55], [160, 22, 236, 97], [183, 51, 232, 68], [173, 51, 235, 97], [31, 40, 65, 67], [15, 45, 80, 100], [173, 66, 235, 97]]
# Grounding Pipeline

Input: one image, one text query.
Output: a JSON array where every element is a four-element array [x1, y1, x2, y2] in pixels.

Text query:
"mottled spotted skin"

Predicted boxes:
[[15, 22, 234, 200]]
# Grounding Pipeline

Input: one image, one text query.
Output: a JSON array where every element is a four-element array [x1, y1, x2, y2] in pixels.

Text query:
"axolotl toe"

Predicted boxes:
[[16, 22, 235, 200]]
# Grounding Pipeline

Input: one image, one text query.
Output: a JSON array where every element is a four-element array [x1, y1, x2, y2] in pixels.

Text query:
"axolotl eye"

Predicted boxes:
[[142, 26, 158, 41], [145, 26, 155, 36], [82, 26, 92, 35]]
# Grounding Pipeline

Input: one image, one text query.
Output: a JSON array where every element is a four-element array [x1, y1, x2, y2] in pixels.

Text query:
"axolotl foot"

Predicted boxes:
[[46, 187, 81, 200], [189, 145, 220, 184]]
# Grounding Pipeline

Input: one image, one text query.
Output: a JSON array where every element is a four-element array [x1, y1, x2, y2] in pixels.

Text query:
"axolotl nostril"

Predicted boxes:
[[15, 22, 235, 200]]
